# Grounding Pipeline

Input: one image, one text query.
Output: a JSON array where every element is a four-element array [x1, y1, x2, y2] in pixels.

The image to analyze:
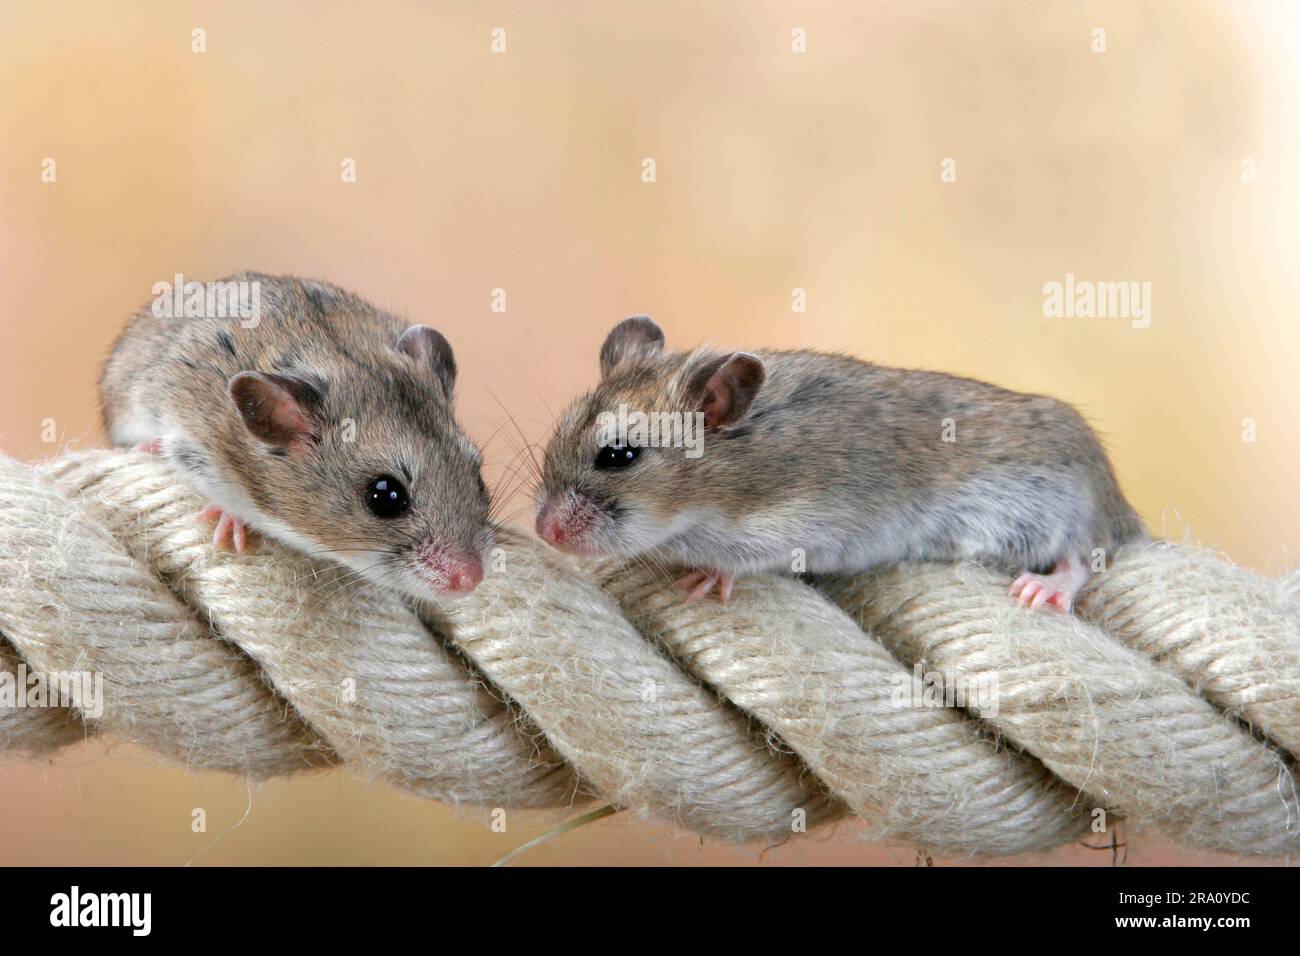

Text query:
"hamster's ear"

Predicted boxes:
[[599, 315, 664, 378], [398, 325, 456, 394], [228, 372, 322, 448], [695, 352, 765, 430]]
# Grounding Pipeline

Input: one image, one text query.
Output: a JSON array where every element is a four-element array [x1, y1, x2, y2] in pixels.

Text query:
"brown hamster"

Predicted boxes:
[[535, 316, 1145, 610], [100, 273, 491, 600]]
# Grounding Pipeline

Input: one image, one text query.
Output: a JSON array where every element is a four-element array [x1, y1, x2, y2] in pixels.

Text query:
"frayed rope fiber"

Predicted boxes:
[[1, 450, 1298, 857]]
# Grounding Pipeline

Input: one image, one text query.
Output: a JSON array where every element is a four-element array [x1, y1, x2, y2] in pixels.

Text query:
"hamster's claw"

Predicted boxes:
[[675, 568, 737, 604], [1009, 561, 1085, 613], [199, 504, 256, 555]]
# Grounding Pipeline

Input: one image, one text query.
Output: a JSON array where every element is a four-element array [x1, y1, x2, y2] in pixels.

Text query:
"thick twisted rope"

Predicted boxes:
[[1, 450, 1297, 857]]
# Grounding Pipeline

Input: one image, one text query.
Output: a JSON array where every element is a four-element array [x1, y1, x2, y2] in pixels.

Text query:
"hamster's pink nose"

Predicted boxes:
[[416, 545, 484, 595], [446, 559, 483, 594], [537, 511, 566, 546]]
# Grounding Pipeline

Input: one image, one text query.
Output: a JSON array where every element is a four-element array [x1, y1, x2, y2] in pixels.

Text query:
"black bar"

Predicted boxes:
[[9, 865, 1281, 941]]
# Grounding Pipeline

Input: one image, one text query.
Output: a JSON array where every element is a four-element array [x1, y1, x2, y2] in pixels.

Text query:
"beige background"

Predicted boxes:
[[0, 1, 1296, 865]]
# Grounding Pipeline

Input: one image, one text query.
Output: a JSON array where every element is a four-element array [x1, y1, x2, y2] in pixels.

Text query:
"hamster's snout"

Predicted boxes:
[[536, 510, 568, 547], [535, 492, 599, 553], [412, 540, 485, 596]]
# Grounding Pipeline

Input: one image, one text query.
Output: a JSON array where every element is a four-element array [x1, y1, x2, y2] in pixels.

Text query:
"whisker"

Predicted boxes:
[[489, 504, 537, 529], [468, 368, 545, 485], [523, 373, 560, 430]]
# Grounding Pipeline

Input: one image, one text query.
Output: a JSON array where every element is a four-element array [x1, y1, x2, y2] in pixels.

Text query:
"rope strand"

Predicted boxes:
[[1, 450, 1297, 856]]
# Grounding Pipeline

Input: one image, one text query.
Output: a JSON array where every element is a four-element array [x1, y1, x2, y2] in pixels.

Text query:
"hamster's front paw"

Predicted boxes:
[[1009, 559, 1089, 612], [675, 567, 738, 604], [198, 503, 258, 555]]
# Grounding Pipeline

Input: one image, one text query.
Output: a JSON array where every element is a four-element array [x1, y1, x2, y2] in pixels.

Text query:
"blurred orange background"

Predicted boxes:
[[0, 0, 1296, 865]]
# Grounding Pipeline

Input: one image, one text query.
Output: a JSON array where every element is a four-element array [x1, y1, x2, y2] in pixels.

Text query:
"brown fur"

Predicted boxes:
[[101, 273, 491, 598], [539, 322, 1145, 580]]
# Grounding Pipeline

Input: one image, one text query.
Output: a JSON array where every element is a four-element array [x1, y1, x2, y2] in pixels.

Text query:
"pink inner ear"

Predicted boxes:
[[274, 396, 314, 441], [229, 372, 319, 448], [701, 376, 733, 430]]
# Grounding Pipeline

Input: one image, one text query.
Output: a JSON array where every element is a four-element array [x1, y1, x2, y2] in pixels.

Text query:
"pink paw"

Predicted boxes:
[[198, 504, 257, 555], [1009, 559, 1088, 613], [674, 568, 737, 604], [134, 438, 164, 454]]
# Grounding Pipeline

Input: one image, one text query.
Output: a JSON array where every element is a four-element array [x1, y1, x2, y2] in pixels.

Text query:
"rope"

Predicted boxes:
[[0, 450, 1297, 857]]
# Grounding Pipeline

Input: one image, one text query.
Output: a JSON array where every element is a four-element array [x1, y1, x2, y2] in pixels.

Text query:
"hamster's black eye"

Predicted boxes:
[[365, 475, 409, 518], [594, 445, 642, 470]]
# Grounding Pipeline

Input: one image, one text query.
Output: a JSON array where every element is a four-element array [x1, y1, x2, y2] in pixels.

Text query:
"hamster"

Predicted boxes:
[[100, 273, 492, 600], [535, 316, 1145, 611]]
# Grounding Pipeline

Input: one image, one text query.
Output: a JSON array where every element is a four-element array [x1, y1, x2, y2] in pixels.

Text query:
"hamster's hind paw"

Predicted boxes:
[[675, 568, 737, 604], [1009, 559, 1088, 613], [134, 438, 164, 454], [198, 504, 257, 555]]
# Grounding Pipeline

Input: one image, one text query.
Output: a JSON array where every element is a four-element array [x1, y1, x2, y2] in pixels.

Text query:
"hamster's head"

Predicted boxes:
[[226, 324, 491, 601], [535, 316, 765, 559]]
